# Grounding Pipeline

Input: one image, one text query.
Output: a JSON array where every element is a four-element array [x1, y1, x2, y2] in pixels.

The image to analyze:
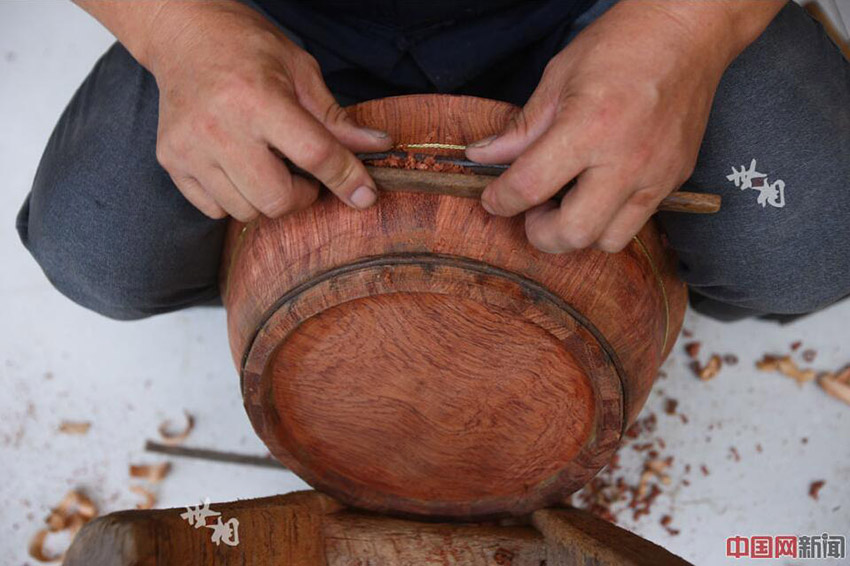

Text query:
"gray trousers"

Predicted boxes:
[[16, 1, 850, 321]]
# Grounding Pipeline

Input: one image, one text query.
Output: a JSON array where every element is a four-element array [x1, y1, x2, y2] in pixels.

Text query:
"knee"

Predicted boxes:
[[674, 235, 847, 316], [18, 157, 221, 322], [18, 190, 166, 321]]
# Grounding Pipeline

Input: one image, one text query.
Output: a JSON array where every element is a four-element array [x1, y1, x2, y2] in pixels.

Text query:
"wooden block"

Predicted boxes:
[[63, 491, 693, 566]]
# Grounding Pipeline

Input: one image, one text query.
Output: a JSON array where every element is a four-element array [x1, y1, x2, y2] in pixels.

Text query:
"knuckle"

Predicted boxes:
[[561, 216, 599, 250], [504, 168, 545, 207], [154, 143, 172, 169], [506, 109, 533, 139], [297, 52, 322, 75], [565, 226, 596, 250], [233, 208, 260, 223], [208, 207, 228, 220], [526, 226, 562, 254], [322, 102, 351, 128], [596, 237, 627, 254], [299, 138, 335, 170], [259, 193, 295, 218]]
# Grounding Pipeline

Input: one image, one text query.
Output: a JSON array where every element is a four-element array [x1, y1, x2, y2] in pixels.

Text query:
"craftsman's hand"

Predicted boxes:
[[80, 0, 393, 220], [466, 0, 783, 253]]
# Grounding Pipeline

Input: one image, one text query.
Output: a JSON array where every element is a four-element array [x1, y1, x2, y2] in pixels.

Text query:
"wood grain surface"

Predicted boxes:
[[220, 94, 688, 519], [63, 491, 693, 566]]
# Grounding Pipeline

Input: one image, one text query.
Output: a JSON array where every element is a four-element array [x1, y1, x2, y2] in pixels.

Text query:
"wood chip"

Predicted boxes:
[[684, 342, 701, 359], [755, 354, 816, 385], [45, 491, 97, 532], [809, 479, 826, 500], [158, 412, 194, 446], [129, 462, 171, 484], [693, 355, 722, 381], [30, 490, 98, 563], [819, 373, 850, 406], [129, 486, 157, 510], [57, 421, 91, 435], [28, 529, 62, 563]]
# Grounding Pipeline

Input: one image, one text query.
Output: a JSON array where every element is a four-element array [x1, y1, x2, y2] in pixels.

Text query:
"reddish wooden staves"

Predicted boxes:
[[220, 94, 687, 519]]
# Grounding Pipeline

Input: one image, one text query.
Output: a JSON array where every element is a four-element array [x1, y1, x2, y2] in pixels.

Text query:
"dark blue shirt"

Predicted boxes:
[[253, 0, 596, 105]]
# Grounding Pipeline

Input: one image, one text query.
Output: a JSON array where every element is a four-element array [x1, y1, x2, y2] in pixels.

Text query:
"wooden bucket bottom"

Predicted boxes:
[[244, 255, 624, 518]]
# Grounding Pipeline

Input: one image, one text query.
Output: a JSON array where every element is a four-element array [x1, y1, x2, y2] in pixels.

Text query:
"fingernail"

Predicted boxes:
[[481, 198, 495, 214], [362, 128, 389, 139], [468, 135, 497, 149], [350, 185, 377, 209]]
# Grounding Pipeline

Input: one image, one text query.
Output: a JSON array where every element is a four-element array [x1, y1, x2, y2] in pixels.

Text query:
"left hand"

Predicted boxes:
[[466, 1, 773, 253]]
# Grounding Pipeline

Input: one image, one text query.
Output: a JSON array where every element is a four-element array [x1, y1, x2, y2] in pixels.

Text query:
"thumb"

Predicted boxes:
[[295, 64, 393, 153], [465, 82, 558, 165]]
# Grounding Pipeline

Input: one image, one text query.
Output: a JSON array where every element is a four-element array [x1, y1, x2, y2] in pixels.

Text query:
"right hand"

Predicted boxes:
[[144, 1, 393, 220]]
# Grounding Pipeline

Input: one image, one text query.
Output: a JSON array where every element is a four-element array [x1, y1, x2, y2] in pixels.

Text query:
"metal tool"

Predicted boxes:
[[281, 151, 722, 214]]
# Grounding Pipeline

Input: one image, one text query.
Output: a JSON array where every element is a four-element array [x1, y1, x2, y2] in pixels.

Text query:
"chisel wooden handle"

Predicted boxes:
[[366, 166, 721, 214], [280, 155, 721, 214]]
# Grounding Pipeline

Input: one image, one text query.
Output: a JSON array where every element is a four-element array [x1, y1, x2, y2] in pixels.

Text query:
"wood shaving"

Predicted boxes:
[[818, 372, 850, 406], [129, 462, 172, 484], [29, 490, 98, 563], [45, 491, 97, 532], [129, 486, 157, 510], [28, 529, 62, 563], [692, 355, 722, 381], [809, 479, 826, 500], [158, 412, 194, 446], [684, 342, 701, 359], [755, 354, 816, 386], [659, 514, 680, 536], [367, 152, 472, 174], [834, 365, 850, 384], [57, 421, 91, 435]]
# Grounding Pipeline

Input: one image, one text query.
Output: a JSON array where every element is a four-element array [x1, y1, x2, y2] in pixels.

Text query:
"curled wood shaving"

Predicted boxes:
[[129, 462, 172, 483], [637, 458, 672, 497], [756, 355, 816, 385], [57, 421, 91, 435], [28, 529, 62, 563], [158, 412, 194, 446], [45, 491, 97, 532], [819, 372, 850, 406], [30, 490, 98, 563], [692, 354, 722, 381], [130, 485, 157, 510]]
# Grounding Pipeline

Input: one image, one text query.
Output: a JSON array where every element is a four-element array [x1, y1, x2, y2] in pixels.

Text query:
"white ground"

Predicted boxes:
[[1, 2, 848, 565]]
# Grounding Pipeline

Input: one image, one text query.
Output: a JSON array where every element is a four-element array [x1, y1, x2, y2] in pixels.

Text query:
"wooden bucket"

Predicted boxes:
[[220, 94, 687, 519]]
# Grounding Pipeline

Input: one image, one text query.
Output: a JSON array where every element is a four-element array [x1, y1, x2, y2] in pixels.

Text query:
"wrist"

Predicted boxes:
[[613, 0, 785, 72]]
